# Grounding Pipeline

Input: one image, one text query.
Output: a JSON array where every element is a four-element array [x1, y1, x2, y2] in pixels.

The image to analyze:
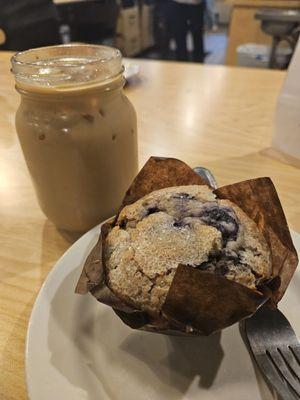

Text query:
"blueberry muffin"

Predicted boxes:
[[104, 185, 272, 316]]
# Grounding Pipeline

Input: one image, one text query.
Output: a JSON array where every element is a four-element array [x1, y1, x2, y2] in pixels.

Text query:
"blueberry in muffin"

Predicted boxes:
[[104, 185, 271, 316]]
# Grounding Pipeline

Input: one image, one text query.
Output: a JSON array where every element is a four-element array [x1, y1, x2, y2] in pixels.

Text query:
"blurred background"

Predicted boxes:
[[1, 0, 300, 70]]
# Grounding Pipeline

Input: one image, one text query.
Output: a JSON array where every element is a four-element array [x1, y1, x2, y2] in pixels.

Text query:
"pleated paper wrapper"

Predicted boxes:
[[76, 157, 298, 336]]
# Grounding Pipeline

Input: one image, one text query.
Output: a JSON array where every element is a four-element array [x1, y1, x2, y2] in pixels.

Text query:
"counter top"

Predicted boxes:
[[1, 53, 299, 399]]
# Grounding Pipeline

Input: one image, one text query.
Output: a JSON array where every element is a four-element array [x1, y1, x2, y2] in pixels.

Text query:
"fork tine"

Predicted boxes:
[[267, 349, 300, 397], [279, 347, 300, 381], [255, 353, 299, 400], [243, 306, 300, 399], [290, 346, 300, 365]]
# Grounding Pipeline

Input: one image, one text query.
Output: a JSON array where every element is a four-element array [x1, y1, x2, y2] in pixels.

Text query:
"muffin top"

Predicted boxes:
[[104, 185, 271, 316]]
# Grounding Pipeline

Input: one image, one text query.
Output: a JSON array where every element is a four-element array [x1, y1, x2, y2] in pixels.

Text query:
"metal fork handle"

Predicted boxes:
[[193, 167, 218, 189]]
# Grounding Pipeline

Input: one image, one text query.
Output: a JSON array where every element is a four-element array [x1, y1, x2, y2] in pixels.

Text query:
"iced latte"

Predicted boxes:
[[11, 44, 138, 234]]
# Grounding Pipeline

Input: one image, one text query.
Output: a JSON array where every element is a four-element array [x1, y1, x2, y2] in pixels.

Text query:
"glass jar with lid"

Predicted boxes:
[[11, 44, 138, 236]]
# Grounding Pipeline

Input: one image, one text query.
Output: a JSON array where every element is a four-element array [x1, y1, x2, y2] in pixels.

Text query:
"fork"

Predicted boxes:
[[193, 166, 300, 399], [243, 305, 300, 400]]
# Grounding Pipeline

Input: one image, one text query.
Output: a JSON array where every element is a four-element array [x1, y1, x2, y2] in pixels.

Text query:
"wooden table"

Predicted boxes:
[[226, 0, 300, 65], [1, 52, 300, 399]]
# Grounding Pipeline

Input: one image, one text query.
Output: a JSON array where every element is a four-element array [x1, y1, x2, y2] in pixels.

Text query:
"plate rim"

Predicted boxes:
[[25, 227, 300, 399], [25, 223, 101, 398]]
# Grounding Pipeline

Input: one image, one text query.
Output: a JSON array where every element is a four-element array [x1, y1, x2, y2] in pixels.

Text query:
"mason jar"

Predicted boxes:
[[11, 44, 138, 235]]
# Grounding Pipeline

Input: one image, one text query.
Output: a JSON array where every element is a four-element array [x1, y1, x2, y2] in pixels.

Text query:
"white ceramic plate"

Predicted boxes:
[[26, 226, 300, 400], [123, 61, 140, 81]]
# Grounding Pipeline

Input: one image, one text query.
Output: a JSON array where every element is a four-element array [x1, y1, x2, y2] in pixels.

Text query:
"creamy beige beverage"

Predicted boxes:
[[11, 44, 138, 234]]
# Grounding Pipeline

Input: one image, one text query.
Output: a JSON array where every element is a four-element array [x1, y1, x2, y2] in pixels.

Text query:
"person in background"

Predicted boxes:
[[155, 0, 172, 59], [168, 0, 206, 62], [206, 0, 218, 32]]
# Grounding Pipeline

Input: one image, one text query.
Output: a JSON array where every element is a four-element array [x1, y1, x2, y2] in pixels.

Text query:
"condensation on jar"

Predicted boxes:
[[11, 44, 138, 235]]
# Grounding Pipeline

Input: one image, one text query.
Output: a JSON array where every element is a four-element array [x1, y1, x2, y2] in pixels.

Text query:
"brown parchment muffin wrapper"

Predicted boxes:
[[75, 157, 298, 336]]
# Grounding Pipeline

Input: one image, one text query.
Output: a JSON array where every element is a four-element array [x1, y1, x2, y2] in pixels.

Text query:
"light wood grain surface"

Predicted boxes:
[[1, 51, 300, 399]]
